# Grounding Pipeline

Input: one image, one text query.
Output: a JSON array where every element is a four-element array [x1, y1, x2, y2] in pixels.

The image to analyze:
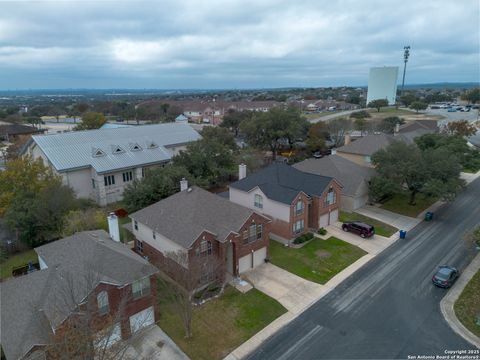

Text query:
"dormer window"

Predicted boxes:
[[130, 143, 142, 151], [112, 145, 125, 154], [147, 141, 158, 149], [92, 148, 106, 158]]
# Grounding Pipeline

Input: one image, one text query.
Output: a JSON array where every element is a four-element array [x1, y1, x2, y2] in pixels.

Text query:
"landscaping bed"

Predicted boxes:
[[0, 249, 38, 280], [454, 269, 480, 337], [380, 192, 437, 218], [269, 237, 367, 284], [158, 286, 286, 360], [339, 211, 398, 237]]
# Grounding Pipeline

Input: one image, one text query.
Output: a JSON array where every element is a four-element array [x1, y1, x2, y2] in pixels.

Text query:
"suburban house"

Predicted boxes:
[[0, 230, 159, 360], [21, 123, 201, 205], [229, 162, 342, 242], [128, 184, 271, 282], [0, 123, 46, 142], [394, 119, 439, 142], [293, 155, 375, 211]]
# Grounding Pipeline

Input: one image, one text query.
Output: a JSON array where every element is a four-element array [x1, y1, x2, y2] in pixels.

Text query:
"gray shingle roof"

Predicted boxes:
[[0, 230, 158, 360], [336, 134, 397, 156], [293, 155, 375, 197], [28, 123, 201, 173], [229, 162, 334, 204], [130, 186, 261, 248]]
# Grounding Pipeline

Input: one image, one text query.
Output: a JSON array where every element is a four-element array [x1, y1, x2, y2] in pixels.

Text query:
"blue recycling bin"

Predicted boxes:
[[399, 230, 407, 239], [425, 211, 433, 221]]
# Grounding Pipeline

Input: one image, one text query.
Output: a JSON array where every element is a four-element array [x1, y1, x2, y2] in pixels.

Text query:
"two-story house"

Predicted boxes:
[[129, 184, 271, 282], [229, 163, 342, 242], [21, 123, 201, 205], [0, 230, 159, 360]]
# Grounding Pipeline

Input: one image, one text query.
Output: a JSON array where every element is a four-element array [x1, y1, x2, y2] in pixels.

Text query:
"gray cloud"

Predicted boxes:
[[0, 0, 478, 89]]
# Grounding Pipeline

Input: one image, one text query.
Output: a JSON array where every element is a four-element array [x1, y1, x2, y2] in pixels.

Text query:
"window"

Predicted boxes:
[[254, 194, 263, 209], [295, 200, 304, 215], [256, 224, 263, 239], [97, 291, 109, 315], [152, 231, 156, 240], [122, 171, 133, 182], [113, 145, 125, 154], [134, 220, 138, 230], [242, 230, 248, 244], [136, 240, 143, 253], [293, 219, 304, 234], [249, 224, 256, 243], [132, 278, 150, 299], [200, 269, 215, 284], [104, 175, 115, 187], [198, 240, 212, 256], [324, 189, 336, 207], [91, 179, 95, 189]]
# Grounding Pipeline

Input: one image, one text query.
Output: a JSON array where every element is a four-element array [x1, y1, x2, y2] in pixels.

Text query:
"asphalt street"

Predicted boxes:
[[248, 178, 480, 360]]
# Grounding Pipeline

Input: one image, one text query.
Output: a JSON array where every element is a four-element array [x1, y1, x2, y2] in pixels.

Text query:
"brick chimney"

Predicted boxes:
[[180, 178, 188, 191]]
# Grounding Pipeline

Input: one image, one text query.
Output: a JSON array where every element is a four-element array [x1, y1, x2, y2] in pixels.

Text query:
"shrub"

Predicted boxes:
[[318, 227, 327, 236], [293, 232, 314, 244]]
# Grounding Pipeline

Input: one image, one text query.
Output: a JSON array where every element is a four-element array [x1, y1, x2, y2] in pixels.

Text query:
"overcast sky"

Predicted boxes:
[[0, 0, 479, 89]]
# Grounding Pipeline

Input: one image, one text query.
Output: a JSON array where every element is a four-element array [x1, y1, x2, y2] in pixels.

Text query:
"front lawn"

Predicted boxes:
[[158, 286, 286, 360], [339, 211, 398, 237], [454, 269, 480, 337], [380, 192, 437, 218], [0, 249, 38, 280], [269, 237, 367, 284]]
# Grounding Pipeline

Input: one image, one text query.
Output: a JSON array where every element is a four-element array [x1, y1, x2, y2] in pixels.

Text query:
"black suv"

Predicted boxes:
[[342, 221, 375, 238]]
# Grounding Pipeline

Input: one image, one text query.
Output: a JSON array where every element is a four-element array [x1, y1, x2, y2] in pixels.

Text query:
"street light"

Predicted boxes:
[[401, 46, 411, 97]]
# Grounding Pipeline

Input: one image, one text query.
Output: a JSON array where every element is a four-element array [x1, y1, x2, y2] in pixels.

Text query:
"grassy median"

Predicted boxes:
[[454, 269, 480, 337], [339, 211, 398, 237]]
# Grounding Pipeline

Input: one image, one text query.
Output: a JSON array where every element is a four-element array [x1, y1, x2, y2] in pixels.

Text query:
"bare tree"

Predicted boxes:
[[326, 117, 353, 147], [157, 250, 224, 338]]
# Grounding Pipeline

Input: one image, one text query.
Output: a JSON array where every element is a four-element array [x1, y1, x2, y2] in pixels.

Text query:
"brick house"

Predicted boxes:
[[229, 163, 342, 242], [128, 185, 271, 282], [0, 230, 159, 360]]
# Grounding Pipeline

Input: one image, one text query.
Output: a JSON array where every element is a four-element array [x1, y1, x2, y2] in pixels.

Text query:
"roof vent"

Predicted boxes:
[[147, 141, 158, 149], [130, 143, 142, 151], [92, 148, 106, 157], [112, 145, 125, 154]]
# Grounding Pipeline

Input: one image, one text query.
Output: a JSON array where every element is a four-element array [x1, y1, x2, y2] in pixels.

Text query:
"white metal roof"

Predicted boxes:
[[31, 123, 201, 173]]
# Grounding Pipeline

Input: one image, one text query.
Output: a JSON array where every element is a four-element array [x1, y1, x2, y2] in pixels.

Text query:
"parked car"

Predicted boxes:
[[342, 221, 375, 238], [432, 265, 459, 288], [447, 107, 457, 112]]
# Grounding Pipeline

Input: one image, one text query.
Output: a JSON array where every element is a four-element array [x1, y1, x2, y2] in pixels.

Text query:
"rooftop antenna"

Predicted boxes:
[[401, 46, 411, 97]]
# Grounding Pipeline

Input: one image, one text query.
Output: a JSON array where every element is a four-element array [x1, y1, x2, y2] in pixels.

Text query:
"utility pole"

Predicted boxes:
[[401, 46, 411, 97]]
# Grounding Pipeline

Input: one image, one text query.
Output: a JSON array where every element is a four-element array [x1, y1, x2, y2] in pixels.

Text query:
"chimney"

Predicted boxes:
[[331, 148, 337, 155], [344, 134, 351, 145], [107, 213, 120, 242], [180, 177, 188, 191], [239, 163, 247, 180]]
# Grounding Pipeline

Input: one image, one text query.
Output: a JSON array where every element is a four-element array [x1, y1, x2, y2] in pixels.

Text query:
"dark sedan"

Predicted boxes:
[[432, 266, 459, 288]]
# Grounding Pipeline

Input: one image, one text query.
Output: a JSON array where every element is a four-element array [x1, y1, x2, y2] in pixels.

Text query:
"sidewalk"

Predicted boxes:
[[440, 253, 480, 349], [460, 169, 480, 185], [356, 205, 421, 231]]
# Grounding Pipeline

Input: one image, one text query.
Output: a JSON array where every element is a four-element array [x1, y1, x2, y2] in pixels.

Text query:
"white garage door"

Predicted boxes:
[[95, 323, 122, 349], [130, 306, 154, 334], [319, 214, 329, 228], [253, 247, 267, 267], [330, 209, 339, 224], [238, 254, 252, 274]]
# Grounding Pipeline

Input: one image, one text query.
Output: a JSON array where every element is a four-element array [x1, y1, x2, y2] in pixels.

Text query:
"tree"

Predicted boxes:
[[377, 116, 405, 134], [240, 107, 308, 160], [160, 103, 170, 115], [201, 126, 237, 150], [76, 112, 106, 130], [326, 117, 353, 147], [220, 109, 252, 137], [306, 122, 328, 152], [461, 88, 480, 104], [443, 120, 477, 137], [349, 110, 371, 119], [400, 94, 417, 107], [354, 118, 367, 136], [371, 141, 464, 205], [409, 101, 428, 113], [62, 208, 106, 237], [123, 164, 192, 213], [368, 99, 389, 112]]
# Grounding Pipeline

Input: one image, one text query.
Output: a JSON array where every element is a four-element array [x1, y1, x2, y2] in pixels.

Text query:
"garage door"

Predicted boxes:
[[238, 254, 252, 274], [319, 214, 329, 228], [253, 247, 267, 267], [129, 306, 154, 334], [330, 209, 339, 224], [96, 323, 122, 349]]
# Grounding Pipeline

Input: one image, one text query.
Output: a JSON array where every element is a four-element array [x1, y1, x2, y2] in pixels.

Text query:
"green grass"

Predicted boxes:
[[0, 250, 38, 280], [454, 269, 480, 337], [158, 286, 286, 360], [339, 211, 398, 237], [380, 192, 437, 218], [269, 237, 367, 284]]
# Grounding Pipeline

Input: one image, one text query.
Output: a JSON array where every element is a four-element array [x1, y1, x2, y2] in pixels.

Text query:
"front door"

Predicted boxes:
[[226, 242, 234, 275]]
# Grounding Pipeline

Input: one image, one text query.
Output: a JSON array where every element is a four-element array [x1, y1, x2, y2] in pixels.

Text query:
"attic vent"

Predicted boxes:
[[92, 148, 106, 158], [112, 145, 125, 154], [130, 143, 142, 151], [147, 141, 158, 149]]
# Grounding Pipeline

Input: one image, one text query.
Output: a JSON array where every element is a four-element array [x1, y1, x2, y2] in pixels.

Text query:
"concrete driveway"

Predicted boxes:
[[124, 325, 190, 360], [356, 205, 421, 230], [244, 263, 324, 314]]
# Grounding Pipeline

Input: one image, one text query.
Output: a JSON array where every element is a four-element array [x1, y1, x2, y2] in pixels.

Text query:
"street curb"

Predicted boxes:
[[440, 253, 480, 349]]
